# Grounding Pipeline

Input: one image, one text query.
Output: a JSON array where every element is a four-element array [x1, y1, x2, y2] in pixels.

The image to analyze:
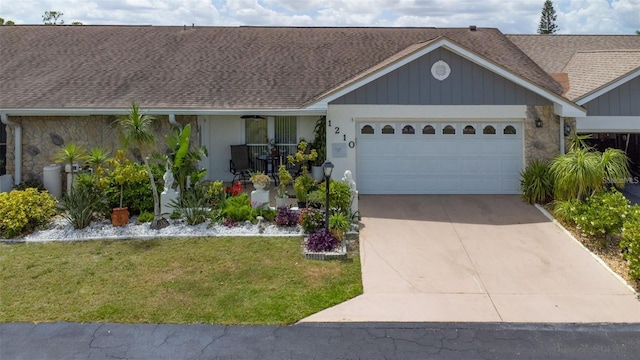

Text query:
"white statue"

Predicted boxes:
[[163, 165, 174, 192], [342, 170, 357, 192]]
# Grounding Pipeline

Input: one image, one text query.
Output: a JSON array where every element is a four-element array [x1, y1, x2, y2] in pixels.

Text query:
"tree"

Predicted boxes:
[[1, 17, 15, 25], [115, 101, 169, 230], [636, 30, 640, 35], [538, 0, 558, 34], [42, 11, 64, 25]]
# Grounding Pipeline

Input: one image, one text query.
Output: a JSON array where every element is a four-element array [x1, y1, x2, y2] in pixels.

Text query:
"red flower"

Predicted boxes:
[[226, 181, 243, 196]]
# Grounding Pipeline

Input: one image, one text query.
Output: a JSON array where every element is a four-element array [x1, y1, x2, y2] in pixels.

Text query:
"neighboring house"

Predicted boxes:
[[1, 26, 635, 195], [508, 35, 640, 175]]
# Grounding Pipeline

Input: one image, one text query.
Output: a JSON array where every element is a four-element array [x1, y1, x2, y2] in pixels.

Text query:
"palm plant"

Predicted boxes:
[[114, 100, 168, 229], [550, 134, 630, 201], [54, 143, 87, 192]]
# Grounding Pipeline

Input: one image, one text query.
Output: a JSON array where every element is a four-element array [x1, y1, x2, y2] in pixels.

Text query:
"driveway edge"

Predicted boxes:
[[535, 203, 639, 298]]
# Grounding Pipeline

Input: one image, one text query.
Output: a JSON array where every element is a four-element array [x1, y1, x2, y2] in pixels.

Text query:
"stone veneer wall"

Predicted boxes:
[[524, 105, 575, 163], [4, 115, 198, 183]]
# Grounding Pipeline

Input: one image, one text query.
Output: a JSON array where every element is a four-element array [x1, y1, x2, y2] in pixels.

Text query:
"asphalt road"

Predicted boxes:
[[1, 322, 639, 359]]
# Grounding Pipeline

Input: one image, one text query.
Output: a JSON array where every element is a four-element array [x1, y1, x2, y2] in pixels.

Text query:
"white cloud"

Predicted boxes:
[[0, 0, 637, 34]]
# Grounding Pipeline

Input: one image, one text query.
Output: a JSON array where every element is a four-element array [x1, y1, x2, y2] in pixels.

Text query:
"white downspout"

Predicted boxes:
[[1, 113, 22, 185], [559, 117, 566, 155], [168, 113, 178, 127]]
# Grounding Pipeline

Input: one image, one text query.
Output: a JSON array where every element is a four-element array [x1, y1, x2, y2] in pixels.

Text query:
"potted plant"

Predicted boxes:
[[293, 171, 315, 208], [250, 171, 270, 190], [310, 116, 326, 182], [276, 165, 292, 208], [106, 150, 147, 226], [329, 212, 350, 241]]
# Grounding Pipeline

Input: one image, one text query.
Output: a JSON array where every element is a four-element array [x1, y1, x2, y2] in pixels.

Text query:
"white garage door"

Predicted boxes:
[[356, 121, 523, 194]]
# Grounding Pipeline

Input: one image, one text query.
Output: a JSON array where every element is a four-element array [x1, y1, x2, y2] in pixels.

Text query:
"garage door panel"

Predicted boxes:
[[357, 121, 523, 194]]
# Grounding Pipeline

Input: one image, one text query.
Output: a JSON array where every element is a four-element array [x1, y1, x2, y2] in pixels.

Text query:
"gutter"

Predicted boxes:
[[0, 113, 21, 185]]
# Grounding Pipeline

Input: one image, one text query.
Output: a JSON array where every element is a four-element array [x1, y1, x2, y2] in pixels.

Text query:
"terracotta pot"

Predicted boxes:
[[111, 207, 130, 227]]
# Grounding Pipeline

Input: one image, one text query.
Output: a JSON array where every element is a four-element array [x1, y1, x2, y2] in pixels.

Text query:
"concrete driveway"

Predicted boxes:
[[302, 195, 640, 323]]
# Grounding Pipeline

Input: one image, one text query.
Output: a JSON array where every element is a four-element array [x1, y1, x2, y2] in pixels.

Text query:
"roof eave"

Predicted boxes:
[[0, 107, 327, 117]]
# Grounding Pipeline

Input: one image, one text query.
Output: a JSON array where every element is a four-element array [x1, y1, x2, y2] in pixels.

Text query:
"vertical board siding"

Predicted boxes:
[[583, 75, 640, 116], [0, 123, 6, 175], [330, 48, 550, 106]]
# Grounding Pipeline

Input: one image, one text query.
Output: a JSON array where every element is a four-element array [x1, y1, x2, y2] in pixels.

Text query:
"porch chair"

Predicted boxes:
[[229, 145, 254, 184]]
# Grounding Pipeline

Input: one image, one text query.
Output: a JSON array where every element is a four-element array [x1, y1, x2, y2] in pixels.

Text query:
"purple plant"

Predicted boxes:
[[275, 207, 299, 227], [306, 228, 339, 252]]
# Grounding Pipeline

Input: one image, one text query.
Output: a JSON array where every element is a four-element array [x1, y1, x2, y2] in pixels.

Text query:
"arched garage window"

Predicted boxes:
[[360, 125, 374, 134], [483, 125, 496, 135], [422, 125, 435, 135], [463, 125, 476, 135], [442, 125, 456, 135], [402, 125, 415, 134], [382, 125, 395, 134], [503, 125, 517, 135]]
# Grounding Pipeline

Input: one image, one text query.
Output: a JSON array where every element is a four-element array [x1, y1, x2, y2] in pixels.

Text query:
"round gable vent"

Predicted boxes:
[[431, 60, 451, 81]]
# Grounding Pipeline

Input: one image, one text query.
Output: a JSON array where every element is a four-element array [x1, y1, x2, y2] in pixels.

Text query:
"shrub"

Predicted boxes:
[[275, 207, 299, 227], [307, 180, 353, 214], [299, 207, 324, 233], [520, 159, 553, 204], [201, 180, 226, 208], [137, 212, 154, 223], [621, 208, 640, 281], [574, 190, 631, 240], [0, 188, 57, 238], [14, 179, 46, 192], [554, 190, 633, 241], [306, 228, 339, 252], [222, 193, 254, 223]]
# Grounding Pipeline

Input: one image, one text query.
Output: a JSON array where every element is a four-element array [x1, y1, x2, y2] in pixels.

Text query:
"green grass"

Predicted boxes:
[[0, 237, 362, 325]]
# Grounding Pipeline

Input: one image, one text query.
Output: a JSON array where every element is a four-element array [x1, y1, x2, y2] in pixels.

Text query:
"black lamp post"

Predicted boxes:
[[322, 161, 334, 232]]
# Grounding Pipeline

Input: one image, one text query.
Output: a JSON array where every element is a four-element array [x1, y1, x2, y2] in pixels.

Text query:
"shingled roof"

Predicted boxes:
[[507, 34, 640, 101], [562, 50, 640, 101], [0, 26, 562, 111]]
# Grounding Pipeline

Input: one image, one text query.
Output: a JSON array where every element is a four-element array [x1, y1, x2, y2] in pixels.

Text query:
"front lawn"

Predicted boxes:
[[0, 236, 362, 325]]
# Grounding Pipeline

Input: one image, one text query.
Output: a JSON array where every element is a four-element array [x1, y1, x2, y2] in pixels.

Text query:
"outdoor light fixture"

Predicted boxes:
[[535, 117, 543, 128], [323, 161, 334, 232], [240, 115, 266, 120], [564, 122, 572, 136]]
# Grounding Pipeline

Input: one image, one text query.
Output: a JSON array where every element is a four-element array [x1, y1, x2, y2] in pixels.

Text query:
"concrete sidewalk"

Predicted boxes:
[[301, 195, 640, 323]]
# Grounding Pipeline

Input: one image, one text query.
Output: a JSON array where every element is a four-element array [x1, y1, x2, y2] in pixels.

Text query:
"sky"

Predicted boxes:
[[1, 0, 638, 34]]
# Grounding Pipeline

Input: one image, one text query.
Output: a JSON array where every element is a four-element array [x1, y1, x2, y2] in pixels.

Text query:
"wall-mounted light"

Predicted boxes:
[[535, 117, 543, 128], [240, 115, 266, 120], [564, 122, 572, 136]]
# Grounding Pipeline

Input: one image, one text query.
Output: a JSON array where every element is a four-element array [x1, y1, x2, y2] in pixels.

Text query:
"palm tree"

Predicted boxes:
[[550, 134, 630, 201], [54, 143, 87, 192], [115, 101, 168, 229]]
